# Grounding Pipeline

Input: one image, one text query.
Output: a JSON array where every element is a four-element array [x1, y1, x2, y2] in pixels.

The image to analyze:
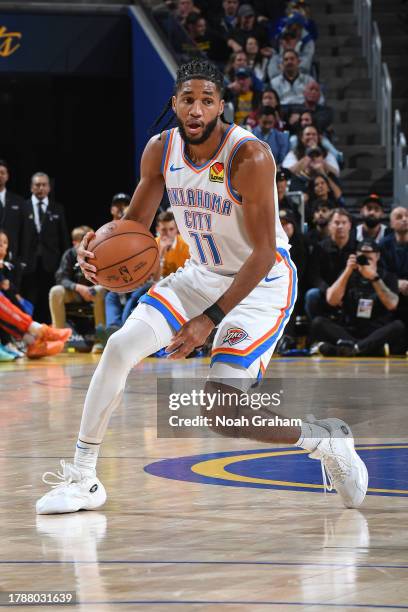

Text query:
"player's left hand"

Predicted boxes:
[[165, 315, 214, 359]]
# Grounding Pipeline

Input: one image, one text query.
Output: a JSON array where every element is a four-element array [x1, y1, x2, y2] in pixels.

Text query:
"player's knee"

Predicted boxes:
[[104, 328, 131, 367], [49, 285, 65, 302]]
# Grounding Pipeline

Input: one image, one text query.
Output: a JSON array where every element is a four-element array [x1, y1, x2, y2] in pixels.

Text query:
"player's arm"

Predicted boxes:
[[78, 134, 165, 281], [166, 141, 277, 359]]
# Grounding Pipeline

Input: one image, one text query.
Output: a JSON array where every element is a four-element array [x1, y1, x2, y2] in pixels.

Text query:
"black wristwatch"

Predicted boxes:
[[370, 275, 381, 283]]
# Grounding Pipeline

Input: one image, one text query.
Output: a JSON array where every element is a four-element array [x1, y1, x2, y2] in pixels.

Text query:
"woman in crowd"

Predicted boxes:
[[282, 124, 340, 177], [244, 36, 269, 82], [308, 174, 344, 210]]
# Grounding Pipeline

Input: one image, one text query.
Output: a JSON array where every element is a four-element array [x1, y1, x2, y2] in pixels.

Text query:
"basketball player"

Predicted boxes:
[[36, 60, 368, 514]]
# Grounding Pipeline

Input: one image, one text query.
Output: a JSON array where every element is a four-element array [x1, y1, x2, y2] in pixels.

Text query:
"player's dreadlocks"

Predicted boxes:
[[150, 59, 227, 135]]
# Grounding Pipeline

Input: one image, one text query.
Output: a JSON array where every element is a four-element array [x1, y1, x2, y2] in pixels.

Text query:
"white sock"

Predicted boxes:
[[28, 322, 42, 335], [295, 422, 329, 452], [74, 439, 100, 476]]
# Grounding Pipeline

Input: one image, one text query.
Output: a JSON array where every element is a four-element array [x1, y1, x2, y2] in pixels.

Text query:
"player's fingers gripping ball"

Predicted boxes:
[[87, 220, 159, 292]]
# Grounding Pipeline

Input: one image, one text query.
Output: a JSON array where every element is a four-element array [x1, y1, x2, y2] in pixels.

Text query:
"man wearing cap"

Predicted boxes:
[[276, 169, 301, 226], [110, 193, 131, 222], [231, 67, 261, 125], [309, 238, 405, 356], [355, 194, 389, 243], [267, 11, 315, 80]]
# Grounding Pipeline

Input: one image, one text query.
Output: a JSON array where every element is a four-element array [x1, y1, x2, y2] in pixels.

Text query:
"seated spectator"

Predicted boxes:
[[184, 13, 230, 64], [270, 49, 317, 106], [302, 80, 333, 133], [110, 193, 130, 221], [228, 4, 272, 56], [210, 0, 239, 37], [267, 11, 315, 81], [0, 229, 31, 314], [380, 206, 408, 321], [277, 208, 309, 351], [230, 67, 261, 126], [252, 107, 290, 165], [276, 169, 301, 226], [245, 88, 285, 130], [288, 110, 342, 163], [305, 208, 356, 320], [354, 194, 389, 244], [0, 159, 24, 261], [306, 200, 332, 246], [0, 290, 71, 359], [176, 0, 200, 27], [49, 226, 106, 353], [245, 36, 269, 82], [309, 238, 406, 357], [308, 174, 344, 213], [224, 50, 248, 82], [105, 211, 190, 336], [282, 125, 340, 179]]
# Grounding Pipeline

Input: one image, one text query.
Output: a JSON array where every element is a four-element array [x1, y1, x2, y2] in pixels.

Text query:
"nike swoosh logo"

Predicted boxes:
[[170, 164, 184, 172], [264, 274, 284, 283]]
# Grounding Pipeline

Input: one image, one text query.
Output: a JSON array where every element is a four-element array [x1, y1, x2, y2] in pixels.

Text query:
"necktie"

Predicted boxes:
[[37, 200, 45, 227]]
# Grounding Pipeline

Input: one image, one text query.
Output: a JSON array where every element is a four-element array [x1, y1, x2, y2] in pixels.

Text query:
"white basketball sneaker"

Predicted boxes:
[[36, 460, 107, 515], [307, 416, 368, 508]]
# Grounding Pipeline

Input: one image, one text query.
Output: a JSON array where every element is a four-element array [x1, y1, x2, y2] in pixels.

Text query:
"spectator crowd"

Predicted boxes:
[[0, 0, 407, 360]]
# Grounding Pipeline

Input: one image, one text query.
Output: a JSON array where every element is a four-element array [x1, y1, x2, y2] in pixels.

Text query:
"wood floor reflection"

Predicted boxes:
[[1, 354, 407, 611]]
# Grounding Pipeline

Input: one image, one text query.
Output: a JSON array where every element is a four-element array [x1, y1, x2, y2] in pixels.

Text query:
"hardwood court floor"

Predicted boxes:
[[0, 353, 408, 611]]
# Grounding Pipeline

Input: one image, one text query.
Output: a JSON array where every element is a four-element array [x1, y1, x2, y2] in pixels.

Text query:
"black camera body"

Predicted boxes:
[[356, 254, 369, 266]]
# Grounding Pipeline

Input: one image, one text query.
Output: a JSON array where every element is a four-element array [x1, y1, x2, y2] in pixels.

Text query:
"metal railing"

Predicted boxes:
[[394, 111, 408, 206], [354, 0, 392, 170]]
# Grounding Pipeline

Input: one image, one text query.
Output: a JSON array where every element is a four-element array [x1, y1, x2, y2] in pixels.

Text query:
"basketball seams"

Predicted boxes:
[[90, 232, 157, 251], [95, 245, 158, 273]]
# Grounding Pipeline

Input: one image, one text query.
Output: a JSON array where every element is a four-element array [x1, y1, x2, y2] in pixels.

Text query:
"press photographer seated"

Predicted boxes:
[[309, 239, 406, 357]]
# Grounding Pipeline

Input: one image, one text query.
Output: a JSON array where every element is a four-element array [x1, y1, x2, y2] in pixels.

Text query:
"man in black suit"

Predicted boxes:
[[21, 172, 70, 322], [0, 160, 25, 261]]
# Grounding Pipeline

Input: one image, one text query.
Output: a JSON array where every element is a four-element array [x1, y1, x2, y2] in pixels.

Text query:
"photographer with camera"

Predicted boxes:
[[309, 238, 406, 357]]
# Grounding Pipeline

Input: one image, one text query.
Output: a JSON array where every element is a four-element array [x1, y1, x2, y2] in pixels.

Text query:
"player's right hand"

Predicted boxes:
[[77, 231, 97, 283]]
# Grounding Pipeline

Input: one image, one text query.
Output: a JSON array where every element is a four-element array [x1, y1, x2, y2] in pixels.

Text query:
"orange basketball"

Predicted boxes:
[[87, 220, 159, 292]]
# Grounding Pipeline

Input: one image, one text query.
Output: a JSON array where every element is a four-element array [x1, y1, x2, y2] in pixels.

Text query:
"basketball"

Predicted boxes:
[[87, 219, 159, 292]]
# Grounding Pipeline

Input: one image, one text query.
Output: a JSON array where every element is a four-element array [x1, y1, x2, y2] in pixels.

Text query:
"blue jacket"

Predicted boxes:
[[253, 126, 290, 165]]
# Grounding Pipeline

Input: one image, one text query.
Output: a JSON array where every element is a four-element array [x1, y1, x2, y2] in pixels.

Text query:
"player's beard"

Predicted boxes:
[[177, 115, 219, 145]]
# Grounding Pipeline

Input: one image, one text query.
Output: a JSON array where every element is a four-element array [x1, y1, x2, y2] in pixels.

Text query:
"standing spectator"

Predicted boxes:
[[110, 193, 130, 222], [20, 172, 70, 323], [49, 226, 106, 352], [184, 14, 230, 64], [0, 159, 24, 261], [380, 206, 408, 321], [302, 80, 333, 133], [252, 107, 290, 165], [306, 200, 332, 247], [305, 209, 357, 320], [354, 194, 388, 243], [228, 4, 272, 55], [231, 68, 261, 126], [270, 49, 316, 106], [309, 239, 405, 357], [210, 0, 239, 37]]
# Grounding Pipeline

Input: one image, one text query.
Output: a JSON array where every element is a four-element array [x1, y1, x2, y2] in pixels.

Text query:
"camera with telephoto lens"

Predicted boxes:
[[356, 254, 369, 266]]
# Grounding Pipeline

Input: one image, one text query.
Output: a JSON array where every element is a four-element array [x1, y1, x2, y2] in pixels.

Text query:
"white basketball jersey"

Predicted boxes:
[[161, 123, 289, 275]]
